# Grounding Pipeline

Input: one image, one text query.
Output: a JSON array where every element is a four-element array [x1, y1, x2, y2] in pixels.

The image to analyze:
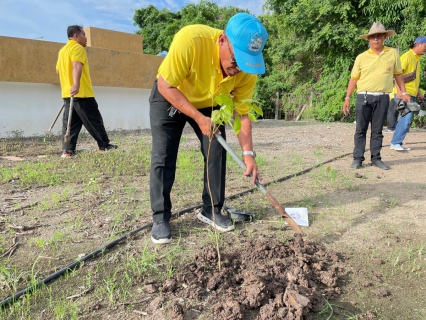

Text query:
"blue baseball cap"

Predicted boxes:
[[225, 13, 268, 75], [156, 51, 168, 57], [414, 36, 426, 44]]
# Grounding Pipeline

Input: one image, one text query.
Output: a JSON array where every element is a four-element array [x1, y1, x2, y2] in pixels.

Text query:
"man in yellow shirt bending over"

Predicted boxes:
[[149, 13, 268, 244]]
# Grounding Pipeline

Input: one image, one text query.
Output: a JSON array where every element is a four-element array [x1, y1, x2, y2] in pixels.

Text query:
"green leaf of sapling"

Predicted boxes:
[[248, 113, 257, 122], [233, 116, 241, 135], [211, 110, 222, 124], [251, 104, 263, 116], [215, 94, 232, 109]]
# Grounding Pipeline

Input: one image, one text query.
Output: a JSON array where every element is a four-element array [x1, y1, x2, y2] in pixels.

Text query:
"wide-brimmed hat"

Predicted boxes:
[[360, 22, 395, 40]]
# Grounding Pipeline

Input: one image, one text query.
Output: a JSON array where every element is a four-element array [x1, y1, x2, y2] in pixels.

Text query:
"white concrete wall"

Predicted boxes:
[[0, 82, 151, 138]]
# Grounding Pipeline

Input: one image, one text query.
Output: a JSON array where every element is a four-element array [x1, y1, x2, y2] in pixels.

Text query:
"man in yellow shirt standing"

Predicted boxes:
[[342, 22, 410, 170], [149, 13, 268, 244], [390, 37, 426, 151], [56, 25, 117, 158]]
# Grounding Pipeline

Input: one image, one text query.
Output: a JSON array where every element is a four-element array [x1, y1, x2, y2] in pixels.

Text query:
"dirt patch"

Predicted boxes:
[[1, 121, 426, 319], [148, 235, 342, 320]]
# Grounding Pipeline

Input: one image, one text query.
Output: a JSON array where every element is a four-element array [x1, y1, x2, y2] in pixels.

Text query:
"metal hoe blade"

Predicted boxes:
[[214, 133, 304, 235], [45, 104, 65, 136]]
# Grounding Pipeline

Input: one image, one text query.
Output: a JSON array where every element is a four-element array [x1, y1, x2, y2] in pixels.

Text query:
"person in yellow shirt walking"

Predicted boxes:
[[342, 22, 410, 170], [148, 13, 268, 244], [56, 25, 117, 158], [389, 37, 426, 151]]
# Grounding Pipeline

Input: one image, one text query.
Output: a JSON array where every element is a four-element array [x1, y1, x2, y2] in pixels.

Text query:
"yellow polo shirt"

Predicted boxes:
[[392, 49, 420, 97], [350, 46, 403, 93], [56, 40, 94, 98], [157, 25, 257, 115]]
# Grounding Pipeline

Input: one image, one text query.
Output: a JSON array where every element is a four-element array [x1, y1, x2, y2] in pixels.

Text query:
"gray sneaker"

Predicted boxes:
[[383, 128, 394, 133], [401, 145, 411, 151], [350, 159, 362, 169], [371, 160, 390, 170], [151, 221, 172, 244], [390, 143, 407, 151], [197, 210, 235, 232]]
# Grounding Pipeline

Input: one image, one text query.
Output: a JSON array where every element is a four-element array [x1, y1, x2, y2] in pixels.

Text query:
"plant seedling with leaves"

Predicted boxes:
[[211, 93, 263, 135]]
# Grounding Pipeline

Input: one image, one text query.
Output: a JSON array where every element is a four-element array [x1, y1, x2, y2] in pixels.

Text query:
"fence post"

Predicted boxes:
[[275, 91, 279, 120]]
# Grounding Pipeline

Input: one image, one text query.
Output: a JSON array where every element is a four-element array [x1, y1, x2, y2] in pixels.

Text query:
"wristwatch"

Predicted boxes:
[[242, 151, 256, 158]]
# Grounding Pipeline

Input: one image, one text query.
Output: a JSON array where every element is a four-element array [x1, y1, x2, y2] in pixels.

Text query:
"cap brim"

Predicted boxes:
[[233, 46, 266, 75]]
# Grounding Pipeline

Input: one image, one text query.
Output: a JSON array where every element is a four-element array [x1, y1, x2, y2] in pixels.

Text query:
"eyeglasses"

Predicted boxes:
[[226, 39, 238, 67], [368, 33, 386, 40]]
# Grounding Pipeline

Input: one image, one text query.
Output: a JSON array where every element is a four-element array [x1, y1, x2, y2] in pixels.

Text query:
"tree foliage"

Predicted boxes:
[[133, 0, 426, 124], [259, 0, 426, 122], [133, 0, 246, 55]]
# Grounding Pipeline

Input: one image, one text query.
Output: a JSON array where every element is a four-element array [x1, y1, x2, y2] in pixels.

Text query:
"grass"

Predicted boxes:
[[1, 125, 426, 319]]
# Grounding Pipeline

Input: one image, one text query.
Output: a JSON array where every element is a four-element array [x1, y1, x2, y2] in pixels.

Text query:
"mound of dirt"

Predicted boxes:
[[151, 234, 343, 319]]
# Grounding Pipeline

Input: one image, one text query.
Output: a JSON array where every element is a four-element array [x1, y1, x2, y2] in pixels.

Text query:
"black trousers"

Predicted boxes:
[[61, 97, 110, 152], [353, 93, 389, 162], [149, 80, 226, 222], [386, 98, 398, 130]]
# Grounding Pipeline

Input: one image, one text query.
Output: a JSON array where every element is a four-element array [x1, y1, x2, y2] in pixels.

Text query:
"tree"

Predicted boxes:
[[133, 1, 247, 55], [133, 6, 177, 55], [134, 0, 426, 125], [258, 0, 426, 122]]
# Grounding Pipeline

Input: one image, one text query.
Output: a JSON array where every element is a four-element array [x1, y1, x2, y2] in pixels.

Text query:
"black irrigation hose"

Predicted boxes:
[[1, 147, 400, 309], [0, 203, 201, 309]]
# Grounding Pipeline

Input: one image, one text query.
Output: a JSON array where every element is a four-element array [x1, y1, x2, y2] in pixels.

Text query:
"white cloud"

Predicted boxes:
[[0, 0, 264, 43], [213, 0, 265, 15]]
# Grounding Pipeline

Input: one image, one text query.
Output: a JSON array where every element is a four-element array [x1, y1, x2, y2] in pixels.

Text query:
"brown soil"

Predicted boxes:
[[1, 120, 426, 320], [150, 235, 341, 320]]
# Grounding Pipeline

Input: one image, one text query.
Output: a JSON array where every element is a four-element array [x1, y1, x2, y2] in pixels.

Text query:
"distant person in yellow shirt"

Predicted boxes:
[[148, 13, 268, 244], [342, 22, 410, 170], [389, 37, 426, 151], [56, 25, 117, 158]]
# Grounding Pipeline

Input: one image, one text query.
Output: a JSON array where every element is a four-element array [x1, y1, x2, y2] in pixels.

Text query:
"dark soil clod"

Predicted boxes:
[[151, 235, 343, 319]]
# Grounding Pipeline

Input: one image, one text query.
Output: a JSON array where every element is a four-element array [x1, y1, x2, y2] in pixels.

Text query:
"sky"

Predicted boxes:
[[0, 0, 265, 43]]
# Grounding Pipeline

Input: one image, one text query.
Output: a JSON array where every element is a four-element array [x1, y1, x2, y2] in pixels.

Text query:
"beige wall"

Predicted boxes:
[[0, 27, 162, 89], [0, 37, 61, 84], [0, 27, 163, 137], [85, 27, 143, 53]]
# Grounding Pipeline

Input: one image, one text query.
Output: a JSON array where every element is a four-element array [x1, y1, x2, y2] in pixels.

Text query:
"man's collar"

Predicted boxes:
[[409, 48, 420, 58], [367, 46, 389, 54]]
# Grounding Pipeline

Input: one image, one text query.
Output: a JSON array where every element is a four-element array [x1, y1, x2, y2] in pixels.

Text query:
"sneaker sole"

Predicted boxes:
[[197, 212, 235, 232], [390, 147, 405, 151], [151, 236, 173, 244]]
